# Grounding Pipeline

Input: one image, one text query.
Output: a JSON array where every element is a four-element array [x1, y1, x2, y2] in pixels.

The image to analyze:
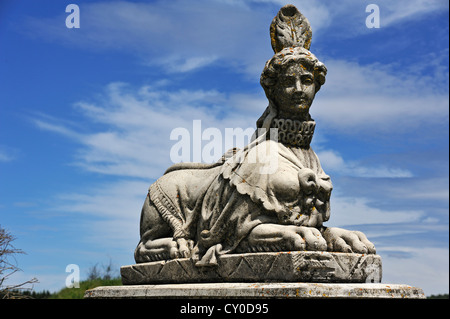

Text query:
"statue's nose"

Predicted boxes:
[[294, 78, 303, 92], [293, 78, 307, 94]]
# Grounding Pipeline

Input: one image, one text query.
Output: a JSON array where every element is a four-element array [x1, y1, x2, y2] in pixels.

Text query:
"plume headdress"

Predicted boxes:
[[270, 4, 313, 53]]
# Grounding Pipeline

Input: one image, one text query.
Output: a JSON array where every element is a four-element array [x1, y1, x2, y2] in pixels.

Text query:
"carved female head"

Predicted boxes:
[[260, 46, 327, 120]]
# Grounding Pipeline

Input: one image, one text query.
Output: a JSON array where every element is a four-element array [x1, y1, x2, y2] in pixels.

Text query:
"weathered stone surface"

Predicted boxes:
[[84, 282, 425, 299], [133, 5, 377, 267], [121, 251, 382, 285], [110, 4, 425, 301]]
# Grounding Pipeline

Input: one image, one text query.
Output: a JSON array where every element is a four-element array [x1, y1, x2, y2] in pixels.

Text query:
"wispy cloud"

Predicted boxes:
[[0, 150, 14, 162], [21, 0, 447, 77], [53, 179, 146, 252], [379, 0, 449, 27], [282, 0, 449, 37], [31, 78, 436, 240], [0, 145, 19, 162], [380, 246, 449, 295], [327, 195, 423, 227], [316, 149, 413, 178], [17, 0, 448, 295], [152, 55, 219, 73], [32, 82, 261, 179], [311, 59, 449, 133], [383, 177, 449, 202], [32, 64, 436, 181], [21, 0, 271, 75]]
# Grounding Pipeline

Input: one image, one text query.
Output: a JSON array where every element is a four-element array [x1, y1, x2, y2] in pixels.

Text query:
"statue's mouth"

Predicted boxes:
[[291, 96, 311, 106], [292, 101, 310, 110]]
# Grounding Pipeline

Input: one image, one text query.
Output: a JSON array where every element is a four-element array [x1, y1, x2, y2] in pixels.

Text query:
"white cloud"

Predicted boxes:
[[311, 59, 449, 133], [0, 150, 14, 162], [33, 46, 448, 180], [32, 79, 428, 235], [32, 79, 429, 238], [22, 0, 272, 76], [56, 180, 147, 219], [316, 149, 413, 178], [33, 82, 262, 179], [18, 0, 449, 84], [326, 195, 423, 228], [384, 177, 449, 202], [11, 1, 446, 298], [54, 179, 146, 252], [253, 0, 448, 38], [29, 82, 446, 295], [0, 145, 20, 162], [379, 0, 449, 27], [154, 55, 219, 73], [379, 246, 449, 296]]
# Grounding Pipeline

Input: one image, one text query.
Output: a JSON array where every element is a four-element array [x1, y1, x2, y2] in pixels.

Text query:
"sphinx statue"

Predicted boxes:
[[134, 4, 376, 267]]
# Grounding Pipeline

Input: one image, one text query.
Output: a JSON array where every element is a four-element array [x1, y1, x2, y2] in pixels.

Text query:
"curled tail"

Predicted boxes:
[[164, 147, 239, 175]]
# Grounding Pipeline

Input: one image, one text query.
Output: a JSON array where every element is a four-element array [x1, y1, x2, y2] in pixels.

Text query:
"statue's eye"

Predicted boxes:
[[282, 76, 296, 86], [301, 75, 313, 85]]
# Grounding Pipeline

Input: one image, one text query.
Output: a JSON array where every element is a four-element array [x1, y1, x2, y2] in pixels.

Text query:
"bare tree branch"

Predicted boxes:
[[0, 225, 39, 299]]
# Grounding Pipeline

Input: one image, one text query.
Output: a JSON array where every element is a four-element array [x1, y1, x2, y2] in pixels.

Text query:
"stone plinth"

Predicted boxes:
[[121, 251, 382, 285], [84, 282, 425, 299], [86, 252, 425, 299]]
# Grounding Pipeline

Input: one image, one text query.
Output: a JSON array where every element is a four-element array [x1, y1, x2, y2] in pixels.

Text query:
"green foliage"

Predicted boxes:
[[2, 225, 122, 299], [48, 277, 122, 299], [427, 294, 449, 299], [4, 277, 122, 299], [48, 258, 121, 299], [1, 289, 52, 299]]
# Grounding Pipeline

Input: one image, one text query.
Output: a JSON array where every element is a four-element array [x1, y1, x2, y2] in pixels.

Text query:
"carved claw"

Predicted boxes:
[[322, 227, 376, 254], [174, 238, 194, 258]]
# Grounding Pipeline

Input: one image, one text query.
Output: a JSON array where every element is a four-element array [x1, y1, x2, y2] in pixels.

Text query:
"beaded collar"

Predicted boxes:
[[270, 118, 315, 148]]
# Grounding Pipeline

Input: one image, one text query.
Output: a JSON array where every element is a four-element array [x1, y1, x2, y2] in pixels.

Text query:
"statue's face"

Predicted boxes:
[[271, 62, 316, 119]]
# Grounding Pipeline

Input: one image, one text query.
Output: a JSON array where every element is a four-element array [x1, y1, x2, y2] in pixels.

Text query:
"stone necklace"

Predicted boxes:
[[270, 118, 316, 148]]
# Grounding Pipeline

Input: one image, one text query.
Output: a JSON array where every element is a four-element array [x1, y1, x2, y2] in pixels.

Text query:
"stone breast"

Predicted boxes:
[[269, 166, 301, 207]]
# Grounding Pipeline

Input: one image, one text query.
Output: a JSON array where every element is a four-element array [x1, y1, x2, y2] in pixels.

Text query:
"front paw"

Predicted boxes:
[[322, 227, 376, 254], [170, 238, 195, 259]]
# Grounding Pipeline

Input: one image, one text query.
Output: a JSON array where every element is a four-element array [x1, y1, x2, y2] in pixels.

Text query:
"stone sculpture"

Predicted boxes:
[[84, 5, 427, 298], [134, 4, 376, 269]]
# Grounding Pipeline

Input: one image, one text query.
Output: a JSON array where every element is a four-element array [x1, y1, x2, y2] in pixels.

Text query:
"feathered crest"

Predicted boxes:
[[270, 4, 312, 53]]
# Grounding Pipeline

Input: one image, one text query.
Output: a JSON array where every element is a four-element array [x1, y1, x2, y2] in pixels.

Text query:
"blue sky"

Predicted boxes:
[[0, 0, 448, 295]]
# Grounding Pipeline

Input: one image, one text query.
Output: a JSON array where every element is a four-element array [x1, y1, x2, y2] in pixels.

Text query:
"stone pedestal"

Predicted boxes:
[[84, 252, 424, 299], [121, 251, 382, 285], [84, 282, 425, 299]]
